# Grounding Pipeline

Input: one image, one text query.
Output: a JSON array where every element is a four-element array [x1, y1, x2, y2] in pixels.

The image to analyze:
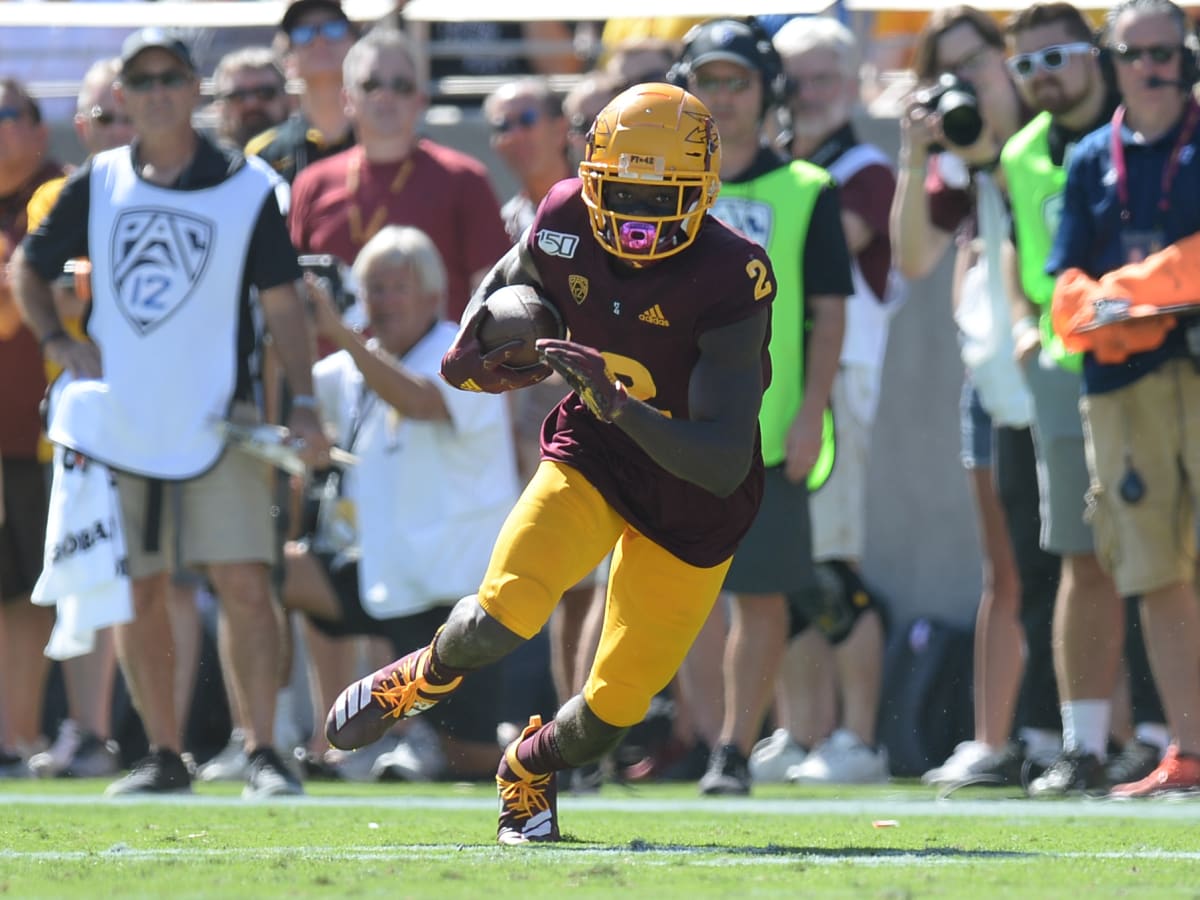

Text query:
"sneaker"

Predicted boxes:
[[105, 748, 192, 796], [325, 645, 463, 751], [786, 729, 889, 784], [62, 734, 121, 778], [196, 729, 249, 783], [28, 720, 83, 778], [1105, 739, 1163, 787], [243, 747, 305, 799], [496, 716, 560, 844], [1109, 745, 1200, 798], [938, 740, 1043, 793], [1026, 749, 1107, 798], [921, 740, 995, 786], [748, 728, 807, 784], [293, 747, 344, 782], [698, 743, 751, 796], [371, 729, 447, 783]]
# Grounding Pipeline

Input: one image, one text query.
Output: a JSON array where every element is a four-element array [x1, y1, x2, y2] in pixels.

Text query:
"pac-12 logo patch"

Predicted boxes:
[[111, 208, 214, 335], [568, 274, 589, 304], [537, 228, 579, 258]]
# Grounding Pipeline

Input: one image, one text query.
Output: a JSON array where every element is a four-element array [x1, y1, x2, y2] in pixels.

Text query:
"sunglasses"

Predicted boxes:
[[123, 70, 192, 93], [1006, 42, 1094, 78], [1111, 42, 1180, 64], [290, 19, 351, 47], [0, 106, 27, 125], [691, 74, 752, 93], [491, 107, 541, 134], [220, 84, 283, 104], [89, 106, 132, 127], [359, 75, 417, 96]]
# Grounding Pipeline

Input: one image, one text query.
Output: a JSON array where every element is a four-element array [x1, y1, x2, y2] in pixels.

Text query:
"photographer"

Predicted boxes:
[[889, 7, 1065, 787], [280, 225, 520, 781]]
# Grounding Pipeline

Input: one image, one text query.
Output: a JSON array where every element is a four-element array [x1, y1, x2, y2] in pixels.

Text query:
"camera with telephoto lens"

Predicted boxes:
[[298, 254, 355, 314], [914, 73, 984, 151]]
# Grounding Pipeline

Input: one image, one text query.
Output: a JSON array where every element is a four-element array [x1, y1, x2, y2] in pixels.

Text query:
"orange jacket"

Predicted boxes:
[[1051, 232, 1200, 364]]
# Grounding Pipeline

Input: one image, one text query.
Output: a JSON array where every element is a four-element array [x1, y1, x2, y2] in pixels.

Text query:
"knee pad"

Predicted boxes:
[[792, 561, 879, 645]]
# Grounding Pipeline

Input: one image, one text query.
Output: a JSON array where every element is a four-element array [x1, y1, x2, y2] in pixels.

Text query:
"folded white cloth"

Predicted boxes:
[[31, 435, 132, 661]]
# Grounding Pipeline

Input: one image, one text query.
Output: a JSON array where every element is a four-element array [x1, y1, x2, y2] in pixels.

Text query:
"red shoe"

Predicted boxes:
[[1109, 745, 1200, 798], [496, 715, 560, 845], [324, 645, 462, 751]]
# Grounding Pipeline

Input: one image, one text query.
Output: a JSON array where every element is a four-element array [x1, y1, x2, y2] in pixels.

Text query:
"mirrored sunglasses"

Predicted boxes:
[[491, 108, 541, 134], [290, 19, 351, 48]]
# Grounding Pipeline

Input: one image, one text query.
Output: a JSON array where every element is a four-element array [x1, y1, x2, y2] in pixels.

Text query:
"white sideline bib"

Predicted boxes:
[[49, 147, 278, 479]]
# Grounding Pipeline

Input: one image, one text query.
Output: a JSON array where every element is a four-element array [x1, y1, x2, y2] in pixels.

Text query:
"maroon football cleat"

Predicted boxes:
[[324, 645, 462, 751], [496, 715, 560, 845]]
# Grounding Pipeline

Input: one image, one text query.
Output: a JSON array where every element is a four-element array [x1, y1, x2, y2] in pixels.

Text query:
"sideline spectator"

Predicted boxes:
[[563, 71, 625, 170], [1045, 0, 1200, 797], [1001, 1, 1156, 797], [289, 27, 510, 322], [246, 0, 357, 184], [754, 15, 899, 786], [324, 82, 776, 843], [22, 57, 132, 781], [281, 225, 519, 780], [211, 46, 290, 150], [13, 28, 330, 798], [673, 18, 850, 797], [890, 6, 1066, 787], [0, 77, 64, 776]]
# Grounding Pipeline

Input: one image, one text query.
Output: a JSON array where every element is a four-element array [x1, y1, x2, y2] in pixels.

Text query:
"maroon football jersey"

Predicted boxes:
[[529, 178, 775, 568]]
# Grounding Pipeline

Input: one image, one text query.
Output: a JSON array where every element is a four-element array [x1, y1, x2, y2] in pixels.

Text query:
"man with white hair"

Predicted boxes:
[[750, 15, 902, 785]]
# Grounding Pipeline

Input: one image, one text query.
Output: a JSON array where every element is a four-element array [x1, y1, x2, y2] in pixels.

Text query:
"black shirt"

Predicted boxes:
[[22, 133, 302, 403], [245, 112, 356, 185]]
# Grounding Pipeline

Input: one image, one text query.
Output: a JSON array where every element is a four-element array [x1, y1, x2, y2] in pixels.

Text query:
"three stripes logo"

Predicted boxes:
[[638, 304, 670, 327]]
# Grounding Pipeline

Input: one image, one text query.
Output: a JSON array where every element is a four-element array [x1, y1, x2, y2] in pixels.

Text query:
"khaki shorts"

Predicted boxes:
[[810, 365, 875, 562], [116, 436, 275, 580], [1080, 358, 1200, 595]]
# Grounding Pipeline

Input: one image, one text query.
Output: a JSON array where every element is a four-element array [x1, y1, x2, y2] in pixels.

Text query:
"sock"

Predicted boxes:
[[514, 719, 569, 776], [1134, 723, 1170, 751], [1061, 700, 1111, 760], [425, 627, 472, 685]]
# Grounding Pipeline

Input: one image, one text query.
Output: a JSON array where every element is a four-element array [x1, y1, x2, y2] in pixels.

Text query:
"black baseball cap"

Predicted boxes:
[[683, 20, 764, 73], [120, 27, 195, 74], [280, 0, 350, 35]]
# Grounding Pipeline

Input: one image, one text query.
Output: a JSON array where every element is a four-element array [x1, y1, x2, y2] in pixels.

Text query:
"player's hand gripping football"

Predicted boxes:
[[537, 338, 629, 423], [440, 305, 552, 393]]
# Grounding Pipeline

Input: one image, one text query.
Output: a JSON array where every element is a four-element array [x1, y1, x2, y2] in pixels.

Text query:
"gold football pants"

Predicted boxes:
[[477, 461, 731, 727]]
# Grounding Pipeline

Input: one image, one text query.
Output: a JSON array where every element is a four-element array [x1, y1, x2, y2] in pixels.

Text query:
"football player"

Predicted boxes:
[[324, 82, 776, 843]]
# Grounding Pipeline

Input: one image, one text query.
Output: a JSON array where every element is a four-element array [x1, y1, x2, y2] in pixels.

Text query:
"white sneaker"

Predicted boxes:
[[329, 734, 400, 783], [787, 729, 889, 784], [920, 740, 995, 786], [196, 729, 249, 782], [28, 720, 82, 778], [748, 728, 807, 783], [372, 719, 446, 782]]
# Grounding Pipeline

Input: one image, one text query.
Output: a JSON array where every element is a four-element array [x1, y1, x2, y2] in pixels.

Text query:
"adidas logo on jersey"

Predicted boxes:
[[638, 304, 670, 327]]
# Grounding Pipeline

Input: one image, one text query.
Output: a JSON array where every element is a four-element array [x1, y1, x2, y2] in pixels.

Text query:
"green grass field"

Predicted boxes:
[[2, 779, 1199, 898]]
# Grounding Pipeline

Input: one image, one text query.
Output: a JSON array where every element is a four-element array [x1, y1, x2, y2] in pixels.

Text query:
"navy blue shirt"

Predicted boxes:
[[1045, 106, 1200, 394]]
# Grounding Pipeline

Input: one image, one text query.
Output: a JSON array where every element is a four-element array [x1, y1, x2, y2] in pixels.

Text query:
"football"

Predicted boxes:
[[476, 284, 563, 369]]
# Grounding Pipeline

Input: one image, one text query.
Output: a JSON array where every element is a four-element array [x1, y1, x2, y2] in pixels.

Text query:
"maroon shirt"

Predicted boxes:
[[532, 179, 774, 568]]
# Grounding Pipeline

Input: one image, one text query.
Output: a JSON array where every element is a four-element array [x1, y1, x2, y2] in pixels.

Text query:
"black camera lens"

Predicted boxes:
[[915, 73, 984, 149]]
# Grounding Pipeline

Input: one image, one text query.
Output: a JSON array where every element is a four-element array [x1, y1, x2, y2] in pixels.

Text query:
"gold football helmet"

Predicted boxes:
[[579, 83, 721, 263]]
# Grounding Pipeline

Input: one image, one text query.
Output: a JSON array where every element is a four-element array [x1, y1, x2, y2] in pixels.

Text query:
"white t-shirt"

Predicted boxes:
[[313, 321, 520, 619]]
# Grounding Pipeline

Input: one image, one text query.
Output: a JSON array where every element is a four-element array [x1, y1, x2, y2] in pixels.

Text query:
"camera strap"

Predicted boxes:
[[1110, 97, 1200, 228]]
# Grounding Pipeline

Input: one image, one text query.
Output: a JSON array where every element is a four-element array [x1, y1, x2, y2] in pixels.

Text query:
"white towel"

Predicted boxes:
[[31, 438, 132, 661]]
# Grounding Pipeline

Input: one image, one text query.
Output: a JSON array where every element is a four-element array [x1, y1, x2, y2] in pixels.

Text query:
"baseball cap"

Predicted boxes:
[[280, 0, 350, 35], [683, 20, 766, 73], [120, 27, 195, 73]]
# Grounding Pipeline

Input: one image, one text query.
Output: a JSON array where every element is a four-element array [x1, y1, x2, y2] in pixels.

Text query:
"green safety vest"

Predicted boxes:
[[716, 161, 836, 489], [1000, 111, 1083, 372]]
